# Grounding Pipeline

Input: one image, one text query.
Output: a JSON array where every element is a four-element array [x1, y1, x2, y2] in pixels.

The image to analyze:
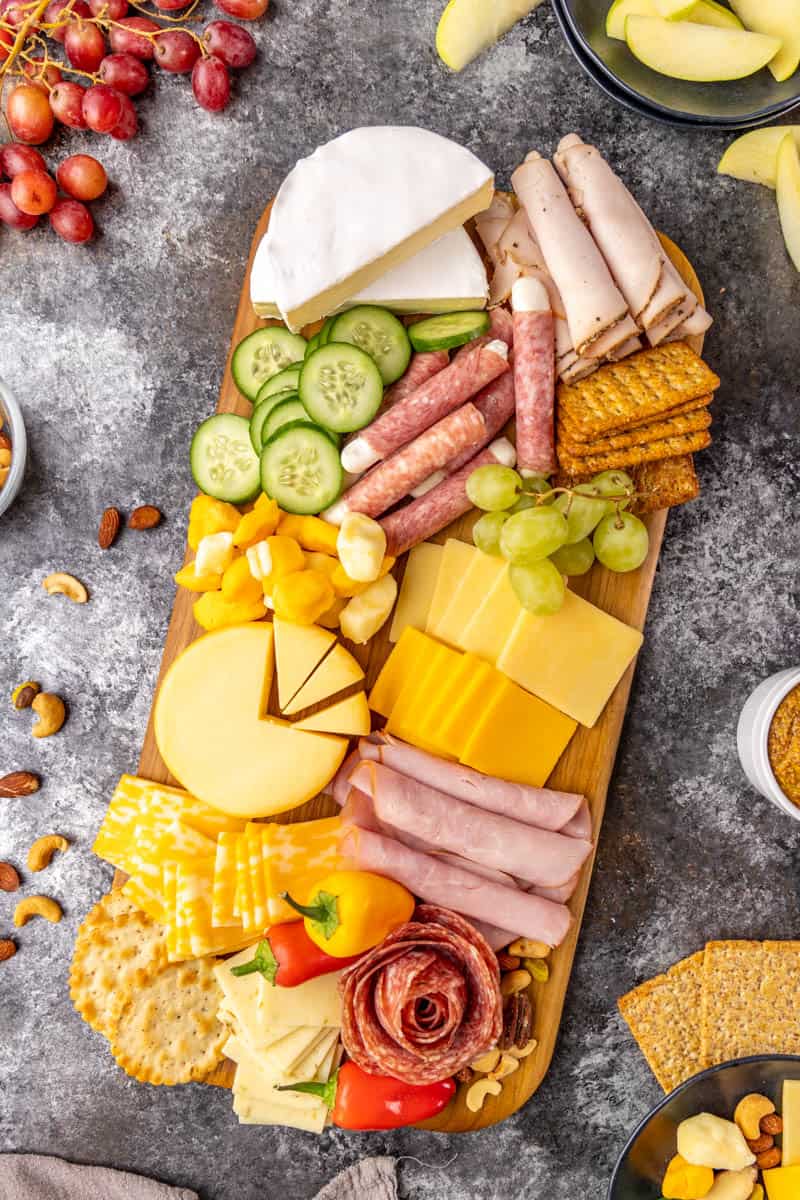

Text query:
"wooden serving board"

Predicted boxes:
[[126, 206, 705, 1132]]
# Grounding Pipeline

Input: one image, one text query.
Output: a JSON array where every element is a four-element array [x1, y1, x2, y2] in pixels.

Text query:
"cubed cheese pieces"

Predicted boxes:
[[425, 539, 476, 636], [497, 593, 643, 727], [460, 677, 577, 787], [369, 626, 433, 718], [273, 618, 336, 711], [390, 542, 444, 642], [294, 691, 371, 736], [282, 642, 365, 717], [782, 1079, 800, 1166]]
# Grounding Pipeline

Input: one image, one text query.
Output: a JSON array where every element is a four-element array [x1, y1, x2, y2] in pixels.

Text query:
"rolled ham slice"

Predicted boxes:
[[350, 760, 591, 889], [341, 339, 509, 475], [512, 276, 555, 477], [512, 152, 630, 357], [561, 799, 592, 841], [359, 735, 585, 832], [326, 402, 487, 523], [379, 437, 515, 557], [340, 825, 573, 947], [382, 350, 449, 409]]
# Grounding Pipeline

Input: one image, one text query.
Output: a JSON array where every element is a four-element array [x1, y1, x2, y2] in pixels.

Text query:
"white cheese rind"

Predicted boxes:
[[259, 127, 494, 330]]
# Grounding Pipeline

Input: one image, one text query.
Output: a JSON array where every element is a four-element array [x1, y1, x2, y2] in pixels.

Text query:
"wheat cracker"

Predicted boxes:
[[557, 429, 711, 476], [618, 950, 706, 1092], [702, 940, 800, 1066], [559, 408, 712, 459]]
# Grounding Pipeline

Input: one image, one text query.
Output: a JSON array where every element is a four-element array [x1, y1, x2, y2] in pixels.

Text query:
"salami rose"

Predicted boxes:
[[340, 904, 502, 1086]]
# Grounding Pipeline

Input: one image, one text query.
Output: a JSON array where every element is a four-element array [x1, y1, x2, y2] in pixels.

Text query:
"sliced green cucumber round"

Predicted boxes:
[[319, 315, 337, 346], [408, 310, 490, 352], [299, 343, 383, 434], [191, 413, 260, 504], [304, 331, 323, 359], [255, 364, 302, 406], [263, 397, 310, 443], [231, 327, 307, 402], [329, 305, 411, 385], [260, 421, 343, 515], [250, 391, 298, 452]]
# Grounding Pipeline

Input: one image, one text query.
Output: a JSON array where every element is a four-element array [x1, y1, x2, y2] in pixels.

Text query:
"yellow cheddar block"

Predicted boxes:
[[368, 626, 432, 718], [459, 563, 520, 664], [212, 831, 240, 929], [782, 1079, 800, 1166], [497, 591, 643, 727], [282, 642, 365, 716], [389, 542, 444, 643], [273, 619, 336, 711], [386, 641, 461, 749], [294, 691, 371, 737], [413, 652, 478, 758], [437, 659, 502, 759], [431, 549, 506, 647], [425, 539, 475, 636], [764, 1164, 800, 1200], [460, 676, 577, 787]]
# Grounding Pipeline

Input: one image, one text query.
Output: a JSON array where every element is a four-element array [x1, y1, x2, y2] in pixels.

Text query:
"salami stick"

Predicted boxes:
[[409, 372, 515, 495], [324, 402, 487, 523], [512, 276, 556, 477], [379, 437, 516, 557], [382, 350, 449, 408], [340, 339, 509, 474]]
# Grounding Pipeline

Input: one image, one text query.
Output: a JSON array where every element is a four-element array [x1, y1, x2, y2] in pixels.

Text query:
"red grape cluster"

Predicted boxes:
[[0, 0, 262, 236], [0, 140, 105, 239]]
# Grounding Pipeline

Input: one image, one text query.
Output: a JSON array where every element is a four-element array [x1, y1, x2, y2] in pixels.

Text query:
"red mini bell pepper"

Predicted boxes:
[[229, 921, 361, 987], [280, 1061, 456, 1130]]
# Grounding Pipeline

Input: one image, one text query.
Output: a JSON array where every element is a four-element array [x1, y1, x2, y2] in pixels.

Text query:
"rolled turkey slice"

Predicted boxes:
[[339, 825, 573, 947], [512, 152, 630, 356], [349, 760, 592, 889], [359, 734, 585, 832]]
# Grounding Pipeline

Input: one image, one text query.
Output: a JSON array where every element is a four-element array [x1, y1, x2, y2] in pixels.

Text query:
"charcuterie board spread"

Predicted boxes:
[[68, 126, 720, 1134]]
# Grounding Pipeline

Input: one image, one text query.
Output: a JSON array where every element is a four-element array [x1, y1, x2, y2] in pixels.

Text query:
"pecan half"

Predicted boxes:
[[0, 771, 40, 798], [11, 681, 40, 710], [98, 506, 121, 549], [128, 505, 162, 530]]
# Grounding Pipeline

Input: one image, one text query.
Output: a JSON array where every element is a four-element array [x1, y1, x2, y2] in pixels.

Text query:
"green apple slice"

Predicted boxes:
[[625, 15, 781, 80], [655, 0, 696, 18], [718, 127, 800, 188], [776, 133, 800, 271], [688, 1, 743, 31], [435, 0, 545, 71], [729, 0, 800, 82], [606, 0, 655, 40]]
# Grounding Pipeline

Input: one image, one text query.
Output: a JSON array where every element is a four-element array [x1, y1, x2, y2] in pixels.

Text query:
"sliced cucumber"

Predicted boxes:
[[231, 327, 307, 402], [263, 397, 310, 443], [299, 343, 383, 434], [261, 421, 343, 515], [408, 310, 490, 352], [250, 391, 298, 452], [329, 305, 411, 385], [305, 331, 323, 359], [255, 364, 302, 406], [319, 316, 337, 345], [191, 413, 260, 504]]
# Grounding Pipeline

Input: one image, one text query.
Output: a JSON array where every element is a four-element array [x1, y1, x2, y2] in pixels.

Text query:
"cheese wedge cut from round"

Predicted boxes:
[[154, 624, 347, 819], [273, 619, 336, 712], [294, 692, 371, 736], [282, 643, 365, 717], [261, 127, 494, 331]]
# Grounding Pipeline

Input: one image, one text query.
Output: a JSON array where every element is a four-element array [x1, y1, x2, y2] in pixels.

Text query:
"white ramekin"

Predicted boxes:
[[737, 666, 800, 822], [0, 376, 27, 519]]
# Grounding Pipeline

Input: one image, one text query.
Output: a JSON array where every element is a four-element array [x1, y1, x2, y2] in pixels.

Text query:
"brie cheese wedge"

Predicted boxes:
[[258, 126, 494, 330], [251, 228, 489, 319]]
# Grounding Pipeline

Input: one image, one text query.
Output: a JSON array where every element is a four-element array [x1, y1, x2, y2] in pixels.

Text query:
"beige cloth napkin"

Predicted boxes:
[[0, 1154, 397, 1199]]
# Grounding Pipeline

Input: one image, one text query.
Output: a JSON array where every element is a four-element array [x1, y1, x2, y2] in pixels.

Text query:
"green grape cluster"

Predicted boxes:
[[466, 465, 650, 617]]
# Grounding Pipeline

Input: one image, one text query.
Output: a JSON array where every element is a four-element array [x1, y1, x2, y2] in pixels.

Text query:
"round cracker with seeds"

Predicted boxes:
[[70, 902, 168, 1038], [82, 889, 138, 930], [110, 957, 226, 1085]]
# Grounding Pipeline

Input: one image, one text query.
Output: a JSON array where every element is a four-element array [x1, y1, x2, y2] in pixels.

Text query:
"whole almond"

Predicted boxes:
[[98, 506, 121, 549], [0, 940, 16, 962], [0, 771, 40, 798], [128, 505, 162, 530], [0, 863, 20, 892], [0, 431, 11, 451]]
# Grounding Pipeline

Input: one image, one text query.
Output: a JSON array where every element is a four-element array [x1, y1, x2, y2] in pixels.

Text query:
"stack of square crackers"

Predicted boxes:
[[555, 342, 721, 515], [618, 941, 800, 1094]]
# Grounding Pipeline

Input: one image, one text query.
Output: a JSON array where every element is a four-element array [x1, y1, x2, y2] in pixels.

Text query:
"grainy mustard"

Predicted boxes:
[[768, 684, 800, 807]]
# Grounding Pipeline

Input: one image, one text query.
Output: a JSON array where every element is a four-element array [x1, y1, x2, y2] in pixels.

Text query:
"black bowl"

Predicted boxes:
[[609, 1055, 800, 1198], [553, 0, 800, 128]]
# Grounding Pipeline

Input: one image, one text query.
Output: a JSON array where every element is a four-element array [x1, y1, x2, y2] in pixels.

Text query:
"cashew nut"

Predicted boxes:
[[42, 572, 88, 603], [508, 938, 551, 959], [465, 1077, 502, 1113], [703, 1167, 757, 1200], [13, 895, 63, 926], [511, 1037, 538, 1059], [488, 1052, 520, 1082], [501, 969, 532, 997], [31, 693, 66, 738], [734, 1093, 775, 1141], [27, 835, 69, 872], [470, 1049, 501, 1074]]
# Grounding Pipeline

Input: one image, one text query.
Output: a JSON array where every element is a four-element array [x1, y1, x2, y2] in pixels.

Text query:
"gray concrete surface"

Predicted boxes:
[[1, 2, 799, 1197]]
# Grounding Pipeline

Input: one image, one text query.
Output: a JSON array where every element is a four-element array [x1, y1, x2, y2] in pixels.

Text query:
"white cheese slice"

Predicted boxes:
[[258, 968, 344, 1028], [251, 228, 488, 319], [258, 126, 494, 330], [233, 1090, 329, 1132]]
